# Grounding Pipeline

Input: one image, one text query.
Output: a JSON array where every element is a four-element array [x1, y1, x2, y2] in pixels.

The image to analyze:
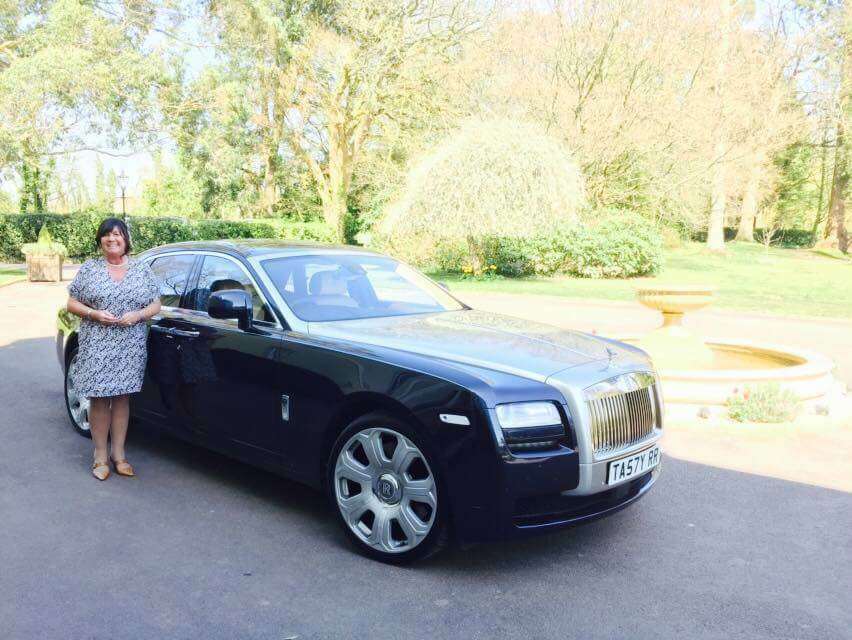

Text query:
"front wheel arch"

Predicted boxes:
[[64, 333, 78, 371], [64, 345, 91, 438], [319, 393, 427, 490]]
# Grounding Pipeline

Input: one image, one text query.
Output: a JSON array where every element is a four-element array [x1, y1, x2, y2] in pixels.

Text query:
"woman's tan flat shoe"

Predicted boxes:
[[111, 458, 135, 477], [92, 461, 111, 481]]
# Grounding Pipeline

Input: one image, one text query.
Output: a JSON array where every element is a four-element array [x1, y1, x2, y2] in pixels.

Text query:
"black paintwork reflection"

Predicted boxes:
[[60, 244, 652, 546], [310, 310, 644, 379]]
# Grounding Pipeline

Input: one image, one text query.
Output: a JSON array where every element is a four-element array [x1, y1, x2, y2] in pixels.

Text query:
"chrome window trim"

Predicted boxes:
[[145, 250, 282, 330]]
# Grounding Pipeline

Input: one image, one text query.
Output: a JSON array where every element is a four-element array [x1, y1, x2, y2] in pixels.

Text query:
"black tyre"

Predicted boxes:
[[327, 412, 449, 564], [64, 347, 92, 438]]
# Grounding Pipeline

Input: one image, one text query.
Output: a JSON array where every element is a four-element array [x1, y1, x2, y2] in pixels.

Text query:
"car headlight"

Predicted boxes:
[[495, 401, 562, 430]]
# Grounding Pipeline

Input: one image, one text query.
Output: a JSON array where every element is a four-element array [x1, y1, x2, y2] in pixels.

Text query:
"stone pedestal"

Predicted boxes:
[[26, 254, 64, 282], [635, 285, 715, 369]]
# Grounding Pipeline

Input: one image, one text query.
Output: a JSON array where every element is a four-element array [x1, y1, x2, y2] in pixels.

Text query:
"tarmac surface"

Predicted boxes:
[[1, 279, 850, 640]]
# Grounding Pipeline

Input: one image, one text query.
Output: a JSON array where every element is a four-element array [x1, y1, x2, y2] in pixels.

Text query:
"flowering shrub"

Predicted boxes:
[[726, 383, 799, 423]]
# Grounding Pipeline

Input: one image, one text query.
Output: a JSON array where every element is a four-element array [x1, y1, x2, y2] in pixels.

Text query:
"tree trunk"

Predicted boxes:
[[708, 143, 727, 251], [812, 126, 830, 237], [321, 189, 348, 243], [261, 150, 277, 217], [736, 163, 761, 242], [827, 120, 849, 254], [826, 1, 851, 252], [466, 235, 483, 274], [324, 125, 352, 243], [707, 0, 731, 252]]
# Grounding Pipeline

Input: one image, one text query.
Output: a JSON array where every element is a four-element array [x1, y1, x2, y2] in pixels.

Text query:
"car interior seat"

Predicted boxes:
[[308, 269, 359, 308]]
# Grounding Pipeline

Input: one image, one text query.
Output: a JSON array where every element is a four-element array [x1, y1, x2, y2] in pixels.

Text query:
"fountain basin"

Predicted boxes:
[[636, 285, 716, 317], [623, 337, 836, 405]]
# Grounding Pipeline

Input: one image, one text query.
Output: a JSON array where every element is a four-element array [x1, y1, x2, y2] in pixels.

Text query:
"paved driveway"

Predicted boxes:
[[1, 281, 850, 640]]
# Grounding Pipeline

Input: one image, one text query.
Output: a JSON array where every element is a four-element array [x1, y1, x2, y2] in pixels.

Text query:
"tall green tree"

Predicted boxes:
[[92, 158, 118, 212], [164, 0, 327, 218], [0, 0, 164, 190], [140, 156, 204, 217], [799, 0, 851, 253], [169, 0, 482, 233], [280, 0, 484, 240], [18, 159, 52, 213]]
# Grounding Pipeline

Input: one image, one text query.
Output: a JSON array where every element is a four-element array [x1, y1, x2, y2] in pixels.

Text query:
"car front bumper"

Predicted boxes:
[[507, 464, 659, 534], [450, 438, 661, 545]]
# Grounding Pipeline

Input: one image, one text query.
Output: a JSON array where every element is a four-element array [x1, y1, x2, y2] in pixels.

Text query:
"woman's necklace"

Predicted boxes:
[[106, 257, 129, 269]]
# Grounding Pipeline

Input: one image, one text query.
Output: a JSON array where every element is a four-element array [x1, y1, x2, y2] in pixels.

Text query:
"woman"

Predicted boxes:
[[66, 218, 161, 480]]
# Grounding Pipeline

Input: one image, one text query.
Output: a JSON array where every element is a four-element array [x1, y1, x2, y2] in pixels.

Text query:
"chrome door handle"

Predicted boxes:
[[170, 328, 200, 338], [150, 326, 199, 338]]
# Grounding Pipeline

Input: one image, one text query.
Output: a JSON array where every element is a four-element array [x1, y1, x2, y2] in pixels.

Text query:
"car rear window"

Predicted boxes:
[[147, 254, 196, 308]]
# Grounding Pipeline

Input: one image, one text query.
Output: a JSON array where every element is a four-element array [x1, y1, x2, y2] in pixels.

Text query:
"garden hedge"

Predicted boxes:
[[0, 213, 336, 261], [432, 211, 664, 279], [691, 227, 815, 248]]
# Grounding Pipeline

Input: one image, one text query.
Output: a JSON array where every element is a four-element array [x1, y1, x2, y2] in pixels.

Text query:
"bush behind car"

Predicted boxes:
[[425, 209, 664, 279]]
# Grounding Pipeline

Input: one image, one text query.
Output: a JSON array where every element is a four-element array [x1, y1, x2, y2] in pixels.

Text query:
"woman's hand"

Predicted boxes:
[[118, 310, 143, 327], [91, 310, 119, 325]]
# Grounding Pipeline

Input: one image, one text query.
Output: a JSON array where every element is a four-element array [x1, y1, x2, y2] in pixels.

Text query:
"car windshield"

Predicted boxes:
[[260, 253, 465, 322]]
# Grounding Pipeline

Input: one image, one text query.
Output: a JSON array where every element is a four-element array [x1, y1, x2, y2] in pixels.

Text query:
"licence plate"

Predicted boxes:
[[606, 445, 661, 485]]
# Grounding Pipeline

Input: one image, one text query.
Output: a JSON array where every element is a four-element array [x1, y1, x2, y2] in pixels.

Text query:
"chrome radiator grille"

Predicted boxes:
[[585, 373, 659, 456]]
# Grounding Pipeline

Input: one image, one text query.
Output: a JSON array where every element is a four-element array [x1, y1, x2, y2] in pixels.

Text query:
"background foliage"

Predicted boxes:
[[0, 0, 849, 272], [0, 213, 334, 261]]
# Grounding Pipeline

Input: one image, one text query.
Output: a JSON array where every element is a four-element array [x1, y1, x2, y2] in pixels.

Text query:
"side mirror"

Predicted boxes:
[[437, 281, 450, 292], [209, 289, 253, 330]]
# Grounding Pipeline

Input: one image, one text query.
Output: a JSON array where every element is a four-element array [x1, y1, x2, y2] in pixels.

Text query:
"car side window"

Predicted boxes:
[[148, 254, 197, 308], [193, 256, 276, 325]]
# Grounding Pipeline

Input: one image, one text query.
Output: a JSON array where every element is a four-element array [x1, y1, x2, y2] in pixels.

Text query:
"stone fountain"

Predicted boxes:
[[630, 285, 837, 408]]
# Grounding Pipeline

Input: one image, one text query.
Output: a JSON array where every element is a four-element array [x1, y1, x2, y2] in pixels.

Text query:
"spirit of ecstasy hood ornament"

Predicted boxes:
[[606, 346, 618, 366]]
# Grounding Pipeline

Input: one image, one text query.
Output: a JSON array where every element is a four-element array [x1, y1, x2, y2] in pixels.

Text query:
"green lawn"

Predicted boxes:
[[429, 242, 852, 319], [0, 268, 25, 287]]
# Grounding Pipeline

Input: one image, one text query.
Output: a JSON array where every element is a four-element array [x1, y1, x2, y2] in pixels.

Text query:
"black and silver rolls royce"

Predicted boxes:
[[57, 240, 663, 563]]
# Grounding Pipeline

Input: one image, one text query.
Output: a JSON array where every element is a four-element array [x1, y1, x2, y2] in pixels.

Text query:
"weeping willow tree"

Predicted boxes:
[[381, 119, 585, 268]]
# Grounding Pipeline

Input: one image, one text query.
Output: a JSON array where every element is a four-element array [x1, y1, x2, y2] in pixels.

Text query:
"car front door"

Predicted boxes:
[[178, 254, 288, 465], [135, 252, 200, 431]]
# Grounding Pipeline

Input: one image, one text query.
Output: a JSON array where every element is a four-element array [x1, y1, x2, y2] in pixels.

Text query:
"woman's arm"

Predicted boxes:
[[140, 299, 162, 321], [118, 299, 162, 327], [66, 296, 118, 324]]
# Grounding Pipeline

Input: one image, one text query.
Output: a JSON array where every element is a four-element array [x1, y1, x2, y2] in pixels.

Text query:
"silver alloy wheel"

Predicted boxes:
[[66, 352, 90, 433], [334, 427, 438, 555]]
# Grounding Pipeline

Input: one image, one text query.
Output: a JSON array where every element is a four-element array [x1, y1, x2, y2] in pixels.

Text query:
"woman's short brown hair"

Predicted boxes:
[[95, 218, 132, 256]]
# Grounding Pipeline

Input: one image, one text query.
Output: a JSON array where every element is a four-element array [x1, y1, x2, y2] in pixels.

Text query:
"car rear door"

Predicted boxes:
[[135, 252, 201, 431]]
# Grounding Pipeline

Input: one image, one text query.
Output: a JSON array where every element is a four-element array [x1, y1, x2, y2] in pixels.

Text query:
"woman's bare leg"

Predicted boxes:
[[89, 397, 112, 463], [109, 394, 131, 461]]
